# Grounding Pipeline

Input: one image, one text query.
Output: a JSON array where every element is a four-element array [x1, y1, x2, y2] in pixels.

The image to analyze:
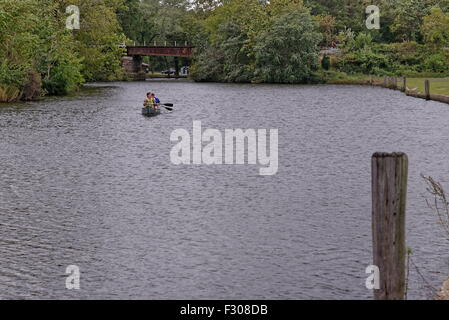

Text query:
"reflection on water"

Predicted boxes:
[[1, 80, 449, 299]]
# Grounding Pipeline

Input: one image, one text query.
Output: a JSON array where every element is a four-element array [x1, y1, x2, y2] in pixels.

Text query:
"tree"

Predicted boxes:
[[0, 0, 129, 101], [61, 0, 126, 81], [253, 8, 322, 83], [118, 0, 158, 44], [422, 7, 449, 49], [0, 0, 83, 100], [314, 14, 337, 47]]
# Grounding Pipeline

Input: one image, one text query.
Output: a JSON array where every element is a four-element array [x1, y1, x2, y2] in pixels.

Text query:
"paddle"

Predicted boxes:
[[161, 103, 174, 111]]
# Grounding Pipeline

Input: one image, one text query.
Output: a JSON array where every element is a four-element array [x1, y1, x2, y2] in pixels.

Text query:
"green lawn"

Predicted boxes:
[[406, 78, 449, 95], [323, 72, 449, 96]]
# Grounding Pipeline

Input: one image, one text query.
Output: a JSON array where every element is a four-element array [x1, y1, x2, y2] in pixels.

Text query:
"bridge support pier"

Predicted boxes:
[[121, 55, 146, 81], [132, 55, 145, 81], [122, 45, 194, 80], [174, 57, 180, 77]]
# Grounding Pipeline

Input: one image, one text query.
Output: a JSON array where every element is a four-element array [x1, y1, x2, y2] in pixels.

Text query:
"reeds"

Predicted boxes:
[[0, 85, 20, 102]]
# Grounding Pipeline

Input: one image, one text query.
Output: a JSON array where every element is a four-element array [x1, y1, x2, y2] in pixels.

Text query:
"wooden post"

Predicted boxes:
[[372, 152, 408, 300], [402, 77, 407, 92], [425, 80, 430, 100]]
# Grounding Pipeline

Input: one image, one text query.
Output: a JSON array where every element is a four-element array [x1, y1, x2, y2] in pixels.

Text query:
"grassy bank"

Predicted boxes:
[[406, 78, 449, 95], [0, 86, 21, 103], [322, 71, 449, 97]]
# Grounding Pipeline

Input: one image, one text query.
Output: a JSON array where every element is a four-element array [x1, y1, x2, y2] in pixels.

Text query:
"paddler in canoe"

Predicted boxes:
[[143, 92, 158, 109], [142, 92, 174, 113]]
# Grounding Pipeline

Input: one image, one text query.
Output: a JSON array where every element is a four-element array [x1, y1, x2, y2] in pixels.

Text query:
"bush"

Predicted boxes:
[[21, 71, 41, 100], [0, 85, 20, 102], [422, 54, 449, 73], [336, 47, 390, 75], [321, 55, 331, 70], [43, 61, 83, 96]]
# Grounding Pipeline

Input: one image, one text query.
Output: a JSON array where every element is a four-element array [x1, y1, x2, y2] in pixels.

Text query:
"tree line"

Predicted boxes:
[[188, 0, 449, 82], [1, 0, 449, 101], [0, 0, 126, 102]]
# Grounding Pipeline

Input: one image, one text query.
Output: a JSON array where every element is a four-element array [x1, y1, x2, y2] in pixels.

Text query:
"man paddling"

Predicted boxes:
[[143, 92, 173, 111], [151, 93, 160, 110]]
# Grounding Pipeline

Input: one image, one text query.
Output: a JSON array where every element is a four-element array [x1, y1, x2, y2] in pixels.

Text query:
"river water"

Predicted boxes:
[[1, 80, 449, 299]]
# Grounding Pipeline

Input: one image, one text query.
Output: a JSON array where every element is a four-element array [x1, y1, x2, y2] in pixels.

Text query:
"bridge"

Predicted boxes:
[[123, 45, 194, 80], [127, 46, 194, 58]]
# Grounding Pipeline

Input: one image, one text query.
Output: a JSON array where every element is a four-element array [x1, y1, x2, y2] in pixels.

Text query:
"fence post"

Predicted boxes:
[[372, 152, 408, 300], [425, 80, 430, 100], [402, 77, 407, 92]]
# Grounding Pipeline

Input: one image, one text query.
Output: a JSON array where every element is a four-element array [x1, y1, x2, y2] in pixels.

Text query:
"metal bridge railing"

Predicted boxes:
[[124, 41, 191, 47]]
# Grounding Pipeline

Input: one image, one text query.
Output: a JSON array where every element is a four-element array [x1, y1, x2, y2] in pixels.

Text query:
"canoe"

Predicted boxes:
[[142, 107, 161, 117]]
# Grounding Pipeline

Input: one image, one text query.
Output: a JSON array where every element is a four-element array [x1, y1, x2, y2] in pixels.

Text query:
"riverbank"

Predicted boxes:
[[323, 72, 449, 105], [3, 72, 449, 104], [436, 277, 449, 300]]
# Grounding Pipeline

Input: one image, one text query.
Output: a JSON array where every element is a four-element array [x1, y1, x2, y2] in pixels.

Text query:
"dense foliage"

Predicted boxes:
[[190, 0, 322, 83], [1, 0, 449, 101], [188, 0, 449, 81], [0, 0, 124, 101]]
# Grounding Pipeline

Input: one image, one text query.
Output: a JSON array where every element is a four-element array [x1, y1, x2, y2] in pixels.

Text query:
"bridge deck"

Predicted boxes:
[[127, 46, 194, 58]]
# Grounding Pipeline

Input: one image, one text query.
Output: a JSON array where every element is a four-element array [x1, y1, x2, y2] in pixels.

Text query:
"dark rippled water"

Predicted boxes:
[[1, 80, 449, 299]]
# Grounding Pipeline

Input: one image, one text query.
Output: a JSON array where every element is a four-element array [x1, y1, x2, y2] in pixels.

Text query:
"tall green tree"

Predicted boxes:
[[422, 7, 449, 49], [254, 8, 322, 83]]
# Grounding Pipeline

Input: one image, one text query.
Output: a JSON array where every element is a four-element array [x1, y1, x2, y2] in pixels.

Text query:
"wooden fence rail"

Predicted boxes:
[[380, 76, 449, 104]]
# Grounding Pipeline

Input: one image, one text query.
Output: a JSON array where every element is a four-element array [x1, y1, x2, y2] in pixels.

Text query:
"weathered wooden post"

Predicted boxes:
[[402, 77, 407, 92], [425, 80, 431, 100], [372, 152, 408, 300]]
